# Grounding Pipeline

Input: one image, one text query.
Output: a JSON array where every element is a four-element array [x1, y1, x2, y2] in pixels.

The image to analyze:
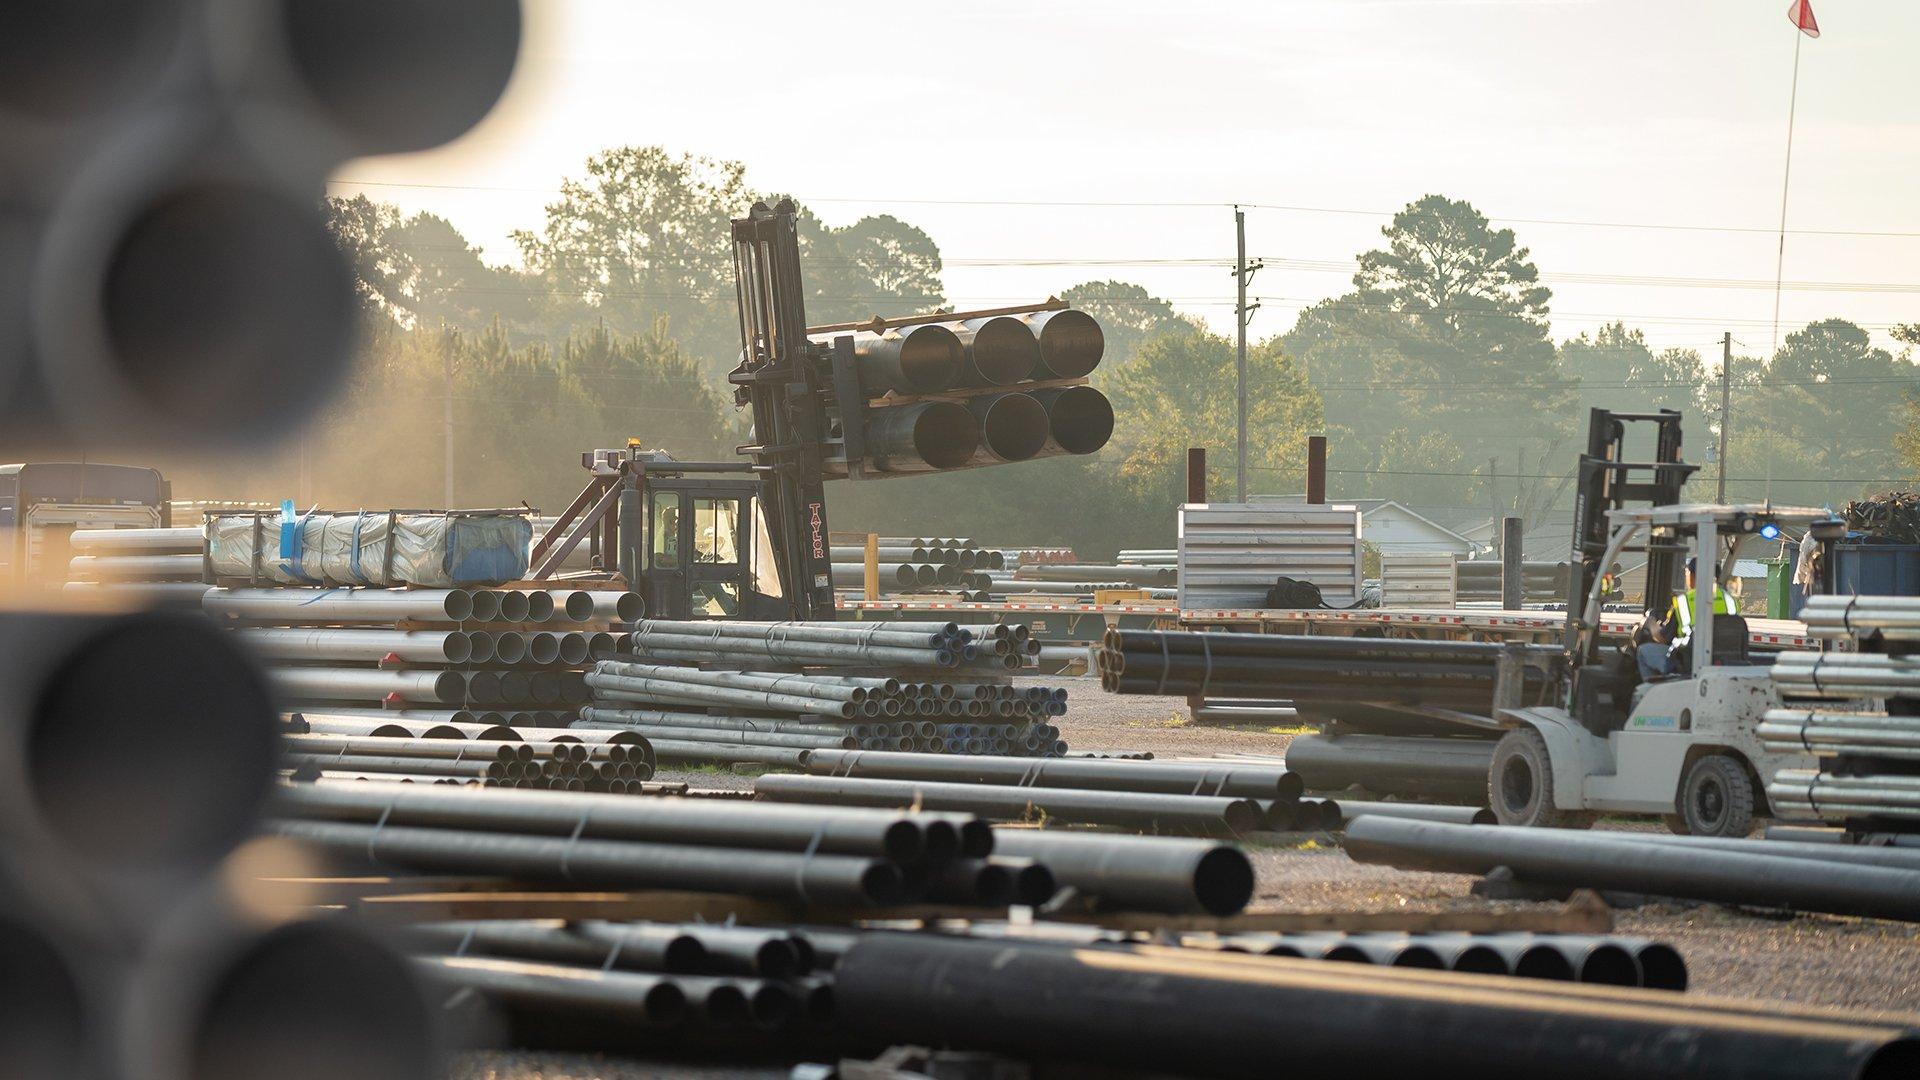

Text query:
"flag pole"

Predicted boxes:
[[1765, 29, 1804, 498]]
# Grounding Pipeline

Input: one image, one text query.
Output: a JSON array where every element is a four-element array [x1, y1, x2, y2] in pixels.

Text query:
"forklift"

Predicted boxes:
[[1487, 410, 1844, 836]]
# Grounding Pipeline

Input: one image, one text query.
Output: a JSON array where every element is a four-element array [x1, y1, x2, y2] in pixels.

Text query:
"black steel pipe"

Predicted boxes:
[[864, 401, 980, 472], [269, 819, 904, 905], [1332, 800, 1497, 826], [1286, 735, 1495, 802], [1346, 817, 1920, 923], [757, 774, 1260, 836], [952, 316, 1040, 385], [989, 829, 1254, 915], [1031, 385, 1113, 457], [1026, 308, 1104, 379], [414, 954, 687, 1027], [830, 934, 1920, 1080], [269, 781, 938, 862], [967, 391, 1049, 464], [802, 749, 1303, 801]]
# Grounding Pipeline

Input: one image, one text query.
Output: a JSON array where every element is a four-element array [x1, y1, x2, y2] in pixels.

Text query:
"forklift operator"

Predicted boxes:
[[1635, 556, 1733, 680]]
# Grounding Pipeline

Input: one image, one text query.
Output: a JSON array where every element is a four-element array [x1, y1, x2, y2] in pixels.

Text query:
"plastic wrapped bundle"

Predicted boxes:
[[207, 508, 531, 587]]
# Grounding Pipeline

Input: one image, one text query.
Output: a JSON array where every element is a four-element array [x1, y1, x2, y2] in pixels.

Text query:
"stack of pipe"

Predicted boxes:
[[62, 525, 214, 606], [1455, 560, 1569, 605], [1766, 595, 1920, 830], [264, 782, 1044, 909], [282, 731, 656, 793], [203, 586, 641, 720], [408, 920, 837, 1039], [1099, 628, 1556, 716], [821, 933, 1919, 1079], [628, 618, 1037, 671], [830, 537, 1002, 598], [1176, 931, 1685, 988], [750, 750, 1305, 837], [579, 708, 1066, 758], [0, 609, 442, 1079]]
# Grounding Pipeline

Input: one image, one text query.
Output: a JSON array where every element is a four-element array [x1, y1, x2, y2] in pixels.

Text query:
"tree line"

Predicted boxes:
[[155, 147, 1919, 556]]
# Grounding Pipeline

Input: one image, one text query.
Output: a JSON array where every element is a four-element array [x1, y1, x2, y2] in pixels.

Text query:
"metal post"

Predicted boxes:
[[1234, 208, 1249, 503], [1716, 331, 1732, 503], [1500, 516, 1524, 610], [1306, 435, 1327, 504], [1694, 517, 1717, 676], [443, 331, 455, 508], [863, 533, 879, 602], [1185, 448, 1206, 504]]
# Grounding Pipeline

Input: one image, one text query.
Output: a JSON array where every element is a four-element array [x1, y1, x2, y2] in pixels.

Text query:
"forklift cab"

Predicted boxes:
[[639, 473, 773, 619]]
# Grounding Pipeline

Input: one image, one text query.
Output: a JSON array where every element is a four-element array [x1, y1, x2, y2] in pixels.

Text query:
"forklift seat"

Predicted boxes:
[[1710, 615, 1749, 665]]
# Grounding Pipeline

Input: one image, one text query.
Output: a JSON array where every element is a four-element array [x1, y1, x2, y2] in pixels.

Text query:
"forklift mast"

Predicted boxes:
[[727, 200, 840, 620], [1561, 408, 1698, 663]]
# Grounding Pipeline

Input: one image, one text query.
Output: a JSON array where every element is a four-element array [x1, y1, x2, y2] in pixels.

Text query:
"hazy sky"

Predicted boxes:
[[327, 0, 1920, 357]]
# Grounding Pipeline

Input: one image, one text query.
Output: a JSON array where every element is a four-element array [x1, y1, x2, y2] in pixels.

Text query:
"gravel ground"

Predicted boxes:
[[469, 676, 1920, 1076]]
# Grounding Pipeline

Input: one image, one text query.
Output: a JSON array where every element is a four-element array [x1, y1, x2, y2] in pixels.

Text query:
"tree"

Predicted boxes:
[[794, 209, 945, 325], [1724, 319, 1916, 506], [512, 147, 754, 364], [1899, 325, 1920, 480], [1102, 327, 1324, 504], [1282, 195, 1576, 530], [1558, 322, 1707, 419], [1059, 281, 1190, 366]]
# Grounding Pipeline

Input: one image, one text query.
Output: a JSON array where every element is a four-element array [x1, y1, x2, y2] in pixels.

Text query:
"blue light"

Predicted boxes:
[[1759, 523, 1781, 540]]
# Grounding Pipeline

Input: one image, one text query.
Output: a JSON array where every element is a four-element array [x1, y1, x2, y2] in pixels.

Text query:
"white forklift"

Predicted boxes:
[[1491, 501, 1844, 836]]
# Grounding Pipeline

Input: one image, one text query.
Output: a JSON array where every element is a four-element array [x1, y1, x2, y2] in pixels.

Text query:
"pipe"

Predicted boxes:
[[802, 749, 1301, 800], [285, 735, 525, 762], [966, 392, 1049, 464], [204, 587, 474, 623], [951, 316, 1040, 386], [1031, 385, 1114, 457], [831, 563, 921, 589], [647, 740, 812, 769], [815, 324, 965, 395], [631, 619, 964, 650], [268, 782, 941, 862], [756, 774, 1260, 836], [1025, 308, 1104, 379], [621, 726, 857, 750], [413, 955, 687, 1027], [542, 590, 596, 622], [408, 920, 708, 974], [1345, 816, 1920, 922], [267, 819, 904, 905], [236, 628, 473, 664], [829, 934, 1920, 1080], [68, 526, 203, 554], [587, 672, 856, 719], [862, 400, 980, 473], [62, 580, 213, 606], [1284, 735, 1495, 801], [1332, 800, 1497, 826], [67, 553, 202, 580]]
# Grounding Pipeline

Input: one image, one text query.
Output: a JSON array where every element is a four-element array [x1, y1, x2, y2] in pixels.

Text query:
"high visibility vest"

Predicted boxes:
[[1670, 586, 1733, 646]]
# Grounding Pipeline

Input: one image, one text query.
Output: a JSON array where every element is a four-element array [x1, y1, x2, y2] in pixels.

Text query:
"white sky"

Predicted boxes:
[[327, 0, 1920, 357]]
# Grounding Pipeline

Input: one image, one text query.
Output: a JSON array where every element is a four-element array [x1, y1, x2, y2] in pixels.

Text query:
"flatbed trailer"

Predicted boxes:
[[836, 598, 1813, 650]]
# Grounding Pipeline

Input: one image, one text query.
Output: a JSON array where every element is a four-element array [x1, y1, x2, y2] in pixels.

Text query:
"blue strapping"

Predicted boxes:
[[349, 510, 369, 584]]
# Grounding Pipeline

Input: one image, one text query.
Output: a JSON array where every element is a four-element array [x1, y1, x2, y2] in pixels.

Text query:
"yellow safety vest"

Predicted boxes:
[[1670, 586, 1734, 645]]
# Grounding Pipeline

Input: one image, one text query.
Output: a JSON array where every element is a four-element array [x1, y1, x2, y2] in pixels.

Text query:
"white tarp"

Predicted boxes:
[[207, 507, 531, 587]]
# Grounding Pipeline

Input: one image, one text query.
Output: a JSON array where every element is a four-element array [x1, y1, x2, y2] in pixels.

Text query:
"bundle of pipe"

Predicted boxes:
[[1284, 733, 1497, 803], [578, 709, 1067, 758], [755, 773, 1265, 837], [834, 933, 1920, 1080], [407, 920, 836, 1037], [1182, 931, 1685, 989], [1771, 651, 1920, 698], [264, 782, 1029, 909], [1116, 549, 1177, 567], [281, 732, 656, 793], [66, 525, 206, 585], [0, 609, 444, 1079], [1344, 815, 1920, 922], [628, 618, 1035, 670], [829, 541, 1003, 596], [1099, 628, 1556, 714], [1800, 595, 1920, 640], [1455, 560, 1570, 603], [295, 708, 578, 730], [1761, 709, 1920, 760], [1770, 770, 1920, 823], [1018, 563, 1176, 587]]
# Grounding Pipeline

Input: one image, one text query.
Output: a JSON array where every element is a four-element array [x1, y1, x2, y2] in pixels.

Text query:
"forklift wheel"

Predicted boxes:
[[1669, 753, 1756, 838], [1490, 729, 1596, 830]]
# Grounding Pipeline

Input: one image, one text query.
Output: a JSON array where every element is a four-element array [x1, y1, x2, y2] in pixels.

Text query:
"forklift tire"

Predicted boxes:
[[1489, 728, 1596, 830], [1669, 753, 1755, 838]]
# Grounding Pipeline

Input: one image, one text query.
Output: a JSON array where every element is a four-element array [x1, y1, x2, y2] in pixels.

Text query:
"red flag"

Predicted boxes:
[[1787, 0, 1820, 38]]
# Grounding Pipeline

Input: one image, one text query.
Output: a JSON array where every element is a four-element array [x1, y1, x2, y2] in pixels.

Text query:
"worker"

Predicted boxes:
[[1635, 557, 1734, 679]]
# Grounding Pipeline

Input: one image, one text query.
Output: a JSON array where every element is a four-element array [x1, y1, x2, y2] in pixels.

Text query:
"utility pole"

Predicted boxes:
[[443, 329, 455, 509], [1716, 331, 1732, 503], [1231, 208, 1261, 503]]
